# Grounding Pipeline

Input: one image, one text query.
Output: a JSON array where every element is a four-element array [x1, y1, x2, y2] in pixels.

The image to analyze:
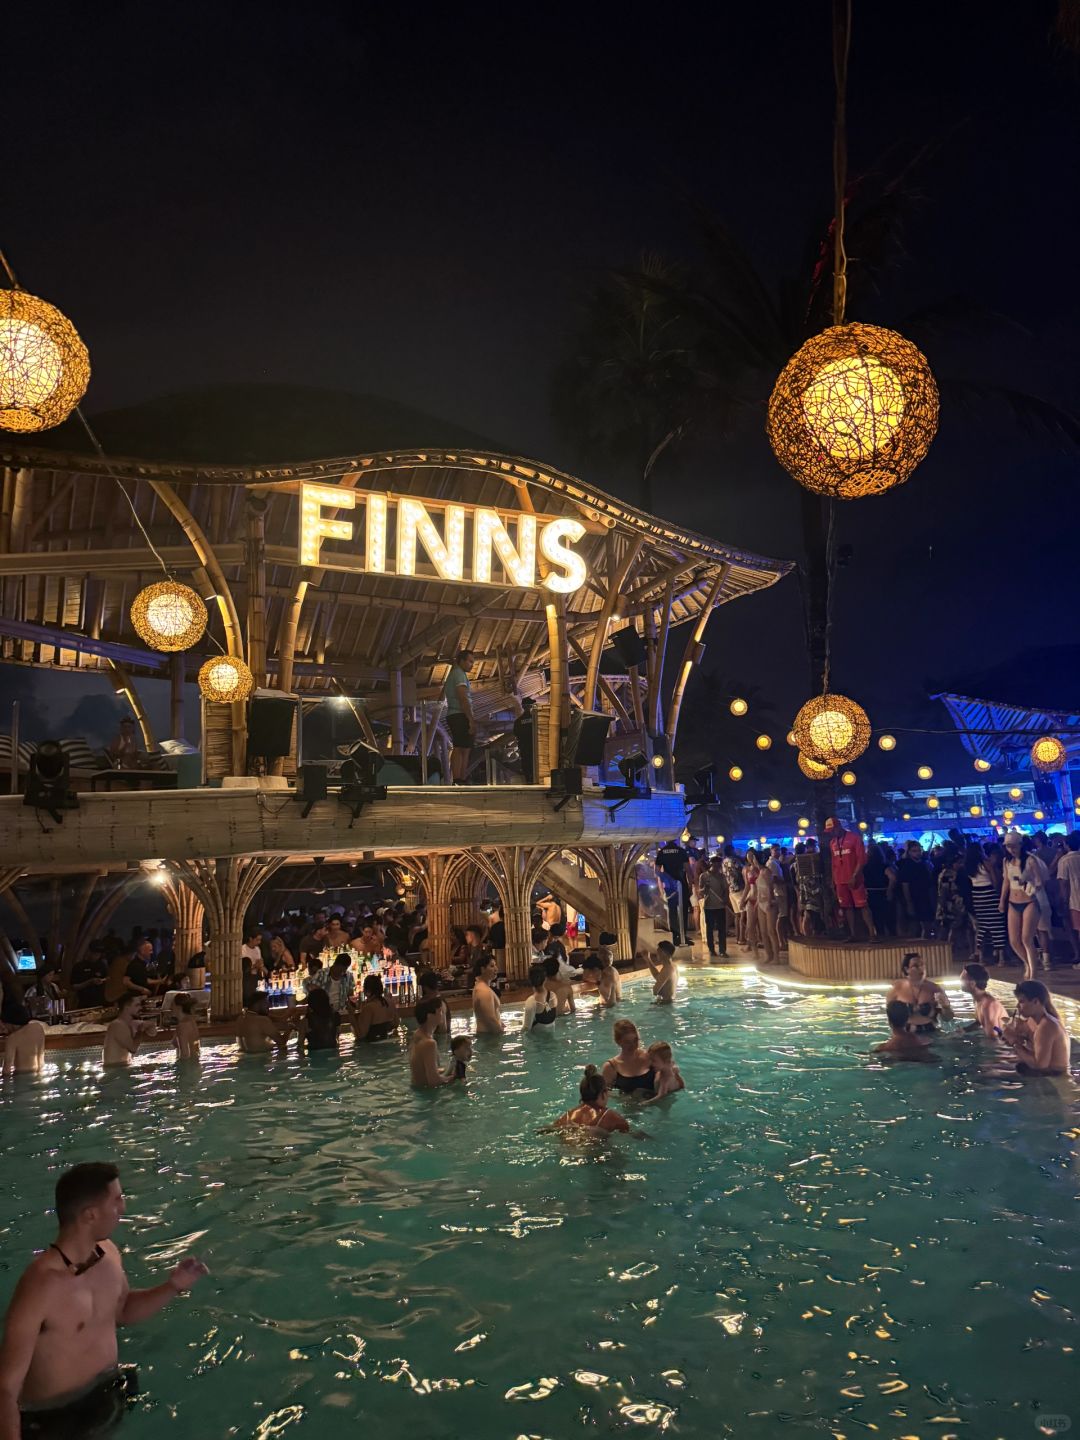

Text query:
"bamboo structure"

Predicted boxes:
[[170, 857, 284, 1016]]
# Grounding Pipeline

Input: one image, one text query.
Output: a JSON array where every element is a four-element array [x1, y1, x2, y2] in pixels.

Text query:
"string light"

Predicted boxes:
[[917, 765, 933, 781], [680, 829, 691, 844], [927, 796, 940, 810], [755, 735, 772, 751], [973, 758, 992, 772], [798, 817, 811, 829], [840, 770, 856, 786], [969, 805, 982, 817], [1033, 810, 1045, 821], [902, 812, 911, 820], [858, 821, 868, 831], [728, 766, 743, 782], [1002, 809, 1014, 822], [651, 754, 665, 770], [1008, 787, 1023, 800], [729, 697, 748, 716], [767, 798, 781, 812], [877, 734, 896, 751]]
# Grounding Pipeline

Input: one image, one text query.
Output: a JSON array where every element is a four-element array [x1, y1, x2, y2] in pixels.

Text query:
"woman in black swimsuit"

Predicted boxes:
[[601, 1019, 655, 1096], [887, 953, 953, 1036], [352, 974, 400, 1043], [301, 986, 340, 1051]]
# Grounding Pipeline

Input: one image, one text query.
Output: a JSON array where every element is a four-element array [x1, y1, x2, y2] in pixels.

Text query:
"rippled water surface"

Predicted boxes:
[[3, 971, 1079, 1438]]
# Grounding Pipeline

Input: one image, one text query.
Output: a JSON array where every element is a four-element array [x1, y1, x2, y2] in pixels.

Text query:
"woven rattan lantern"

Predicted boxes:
[[131, 580, 207, 653], [1030, 735, 1066, 774], [797, 751, 835, 780], [767, 324, 938, 500], [198, 655, 254, 704], [792, 693, 871, 767], [0, 289, 90, 433]]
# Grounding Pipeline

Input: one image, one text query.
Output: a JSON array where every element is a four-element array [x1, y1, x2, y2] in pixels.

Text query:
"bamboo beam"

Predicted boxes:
[[170, 653, 185, 740], [567, 634, 633, 730], [245, 496, 268, 686], [0, 618, 170, 670], [105, 659, 159, 753], [651, 575, 676, 733], [0, 545, 243, 578], [665, 565, 729, 744], [582, 533, 643, 713], [145, 480, 244, 661]]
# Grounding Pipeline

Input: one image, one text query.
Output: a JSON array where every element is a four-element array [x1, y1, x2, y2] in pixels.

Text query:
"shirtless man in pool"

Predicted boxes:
[[646, 942, 677, 1004], [0, 1162, 207, 1439], [1010, 980, 1070, 1077]]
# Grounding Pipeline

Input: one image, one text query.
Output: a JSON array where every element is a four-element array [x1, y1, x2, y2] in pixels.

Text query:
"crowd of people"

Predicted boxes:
[[664, 823, 1080, 977]]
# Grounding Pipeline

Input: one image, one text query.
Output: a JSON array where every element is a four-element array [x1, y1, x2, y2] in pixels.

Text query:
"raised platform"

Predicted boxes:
[[0, 783, 686, 871], [787, 937, 956, 984]]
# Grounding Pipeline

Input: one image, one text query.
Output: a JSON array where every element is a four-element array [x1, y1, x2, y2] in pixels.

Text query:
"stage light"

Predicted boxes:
[[840, 770, 856, 786], [767, 799, 781, 812], [917, 765, 933, 781], [618, 751, 648, 785], [755, 734, 772, 751], [974, 757, 991, 772], [729, 697, 748, 716], [728, 766, 743, 782], [23, 740, 77, 824], [877, 734, 896, 751]]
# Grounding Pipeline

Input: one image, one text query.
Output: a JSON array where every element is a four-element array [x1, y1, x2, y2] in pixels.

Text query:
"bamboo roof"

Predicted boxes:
[[0, 441, 791, 697]]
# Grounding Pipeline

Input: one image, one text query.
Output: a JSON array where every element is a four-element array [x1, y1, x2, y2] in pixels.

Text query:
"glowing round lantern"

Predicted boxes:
[[680, 829, 691, 844], [1008, 787, 1023, 800], [755, 734, 772, 751], [917, 765, 933, 781], [877, 733, 896, 751], [798, 751, 835, 780], [927, 796, 940, 810], [1002, 809, 1015, 823], [902, 812, 911, 820], [973, 758, 992, 773], [766, 323, 939, 499], [792, 692, 871, 766], [0, 288, 90, 433], [728, 766, 743, 782], [858, 821, 868, 831], [729, 697, 748, 716], [198, 655, 254, 704], [1030, 736, 1066, 774], [798, 817, 811, 829], [969, 805, 982, 817], [840, 770, 857, 787], [1033, 810, 1045, 821], [131, 580, 207, 653], [767, 798, 782, 813], [786, 730, 798, 747]]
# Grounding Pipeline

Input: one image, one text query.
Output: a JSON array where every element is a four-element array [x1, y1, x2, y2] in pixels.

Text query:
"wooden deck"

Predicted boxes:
[[0, 783, 685, 870]]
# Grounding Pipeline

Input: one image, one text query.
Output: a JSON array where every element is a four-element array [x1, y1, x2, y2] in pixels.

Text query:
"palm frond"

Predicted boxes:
[[937, 378, 1080, 450]]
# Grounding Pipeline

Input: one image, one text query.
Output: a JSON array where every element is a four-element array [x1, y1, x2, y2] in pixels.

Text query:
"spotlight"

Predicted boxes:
[[651, 754, 665, 770], [602, 750, 651, 813], [23, 741, 76, 824], [618, 751, 648, 785], [338, 740, 387, 821]]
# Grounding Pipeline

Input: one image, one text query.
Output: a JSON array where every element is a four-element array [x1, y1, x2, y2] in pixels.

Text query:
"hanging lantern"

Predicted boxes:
[[798, 816, 811, 829], [130, 580, 207, 653], [840, 770, 857, 786], [798, 751, 835, 780], [766, 323, 939, 500], [792, 693, 871, 766], [728, 765, 743, 782], [0, 288, 91, 433], [767, 798, 782, 812], [917, 765, 933, 781], [1030, 736, 1066, 774], [927, 796, 940, 810], [1002, 809, 1014, 822], [973, 758, 992, 773], [729, 697, 748, 716], [969, 805, 982, 817], [786, 730, 798, 747], [680, 829, 691, 844], [755, 734, 772, 751], [198, 655, 254, 704], [1033, 810, 1045, 821], [1008, 787, 1023, 800], [858, 821, 868, 831], [877, 734, 896, 751], [902, 812, 911, 820]]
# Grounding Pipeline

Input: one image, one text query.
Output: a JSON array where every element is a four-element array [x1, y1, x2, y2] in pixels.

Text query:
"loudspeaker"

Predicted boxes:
[[299, 763, 329, 804], [610, 625, 647, 669], [563, 709, 613, 768], [248, 695, 297, 758]]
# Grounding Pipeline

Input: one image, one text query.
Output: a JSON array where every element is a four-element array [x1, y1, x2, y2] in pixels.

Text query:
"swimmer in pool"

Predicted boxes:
[[444, 1034, 473, 1082], [646, 942, 677, 1005], [1010, 980, 1070, 1077], [601, 1019, 655, 1096], [550, 1065, 631, 1135], [644, 1041, 685, 1099], [238, 993, 292, 1054], [521, 965, 559, 1032], [873, 1001, 936, 1062], [410, 999, 453, 1087], [172, 994, 201, 1062], [579, 953, 618, 1009], [887, 953, 953, 1036], [960, 962, 1008, 1040]]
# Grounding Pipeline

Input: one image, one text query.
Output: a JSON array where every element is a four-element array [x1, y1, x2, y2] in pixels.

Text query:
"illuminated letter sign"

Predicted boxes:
[[298, 484, 588, 593]]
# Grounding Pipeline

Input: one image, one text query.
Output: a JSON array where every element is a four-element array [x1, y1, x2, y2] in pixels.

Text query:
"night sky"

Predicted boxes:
[[5, 1, 1079, 780]]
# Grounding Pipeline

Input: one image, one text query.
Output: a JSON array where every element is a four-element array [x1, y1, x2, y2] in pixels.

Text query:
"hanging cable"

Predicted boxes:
[[832, 0, 852, 328]]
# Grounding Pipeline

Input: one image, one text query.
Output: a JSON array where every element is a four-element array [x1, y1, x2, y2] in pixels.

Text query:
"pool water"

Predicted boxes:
[[2, 971, 1078, 1439]]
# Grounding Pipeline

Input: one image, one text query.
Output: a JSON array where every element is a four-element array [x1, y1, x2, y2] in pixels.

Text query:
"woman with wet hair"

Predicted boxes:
[[551, 1066, 630, 1134]]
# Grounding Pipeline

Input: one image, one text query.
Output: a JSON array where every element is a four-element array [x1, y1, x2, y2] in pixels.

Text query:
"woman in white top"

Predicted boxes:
[[999, 833, 1042, 980]]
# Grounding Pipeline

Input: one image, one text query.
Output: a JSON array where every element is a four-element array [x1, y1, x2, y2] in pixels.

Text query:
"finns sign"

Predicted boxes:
[[298, 483, 588, 594]]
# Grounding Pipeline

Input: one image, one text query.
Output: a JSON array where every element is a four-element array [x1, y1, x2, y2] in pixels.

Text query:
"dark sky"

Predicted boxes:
[[5, 1, 1079, 783]]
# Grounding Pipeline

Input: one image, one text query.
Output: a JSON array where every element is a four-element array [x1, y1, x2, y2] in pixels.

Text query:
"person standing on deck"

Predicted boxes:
[[444, 649, 476, 785]]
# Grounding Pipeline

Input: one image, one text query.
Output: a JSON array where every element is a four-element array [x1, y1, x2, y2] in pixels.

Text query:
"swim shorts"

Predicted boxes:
[[835, 881, 868, 909], [21, 1367, 136, 1438]]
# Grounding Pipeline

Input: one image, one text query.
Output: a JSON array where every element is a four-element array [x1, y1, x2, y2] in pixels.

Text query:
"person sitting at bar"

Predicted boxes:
[[1, 1000, 46, 1076], [873, 1000, 936, 1062], [444, 648, 476, 784], [105, 715, 142, 768]]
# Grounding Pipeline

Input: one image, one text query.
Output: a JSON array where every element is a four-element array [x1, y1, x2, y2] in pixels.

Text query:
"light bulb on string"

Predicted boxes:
[[729, 697, 748, 717], [877, 733, 896, 751], [755, 734, 772, 751]]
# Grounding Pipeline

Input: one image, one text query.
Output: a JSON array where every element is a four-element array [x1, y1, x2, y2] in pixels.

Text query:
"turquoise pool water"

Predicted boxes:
[[2, 972, 1078, 1438]]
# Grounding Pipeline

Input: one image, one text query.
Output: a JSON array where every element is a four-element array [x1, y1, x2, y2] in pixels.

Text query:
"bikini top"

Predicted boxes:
[[531, 1003, 558, 1026]]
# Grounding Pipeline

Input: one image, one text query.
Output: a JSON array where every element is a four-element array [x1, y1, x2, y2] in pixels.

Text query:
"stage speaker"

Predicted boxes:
[[248, 694, 297, 759], [298, 764, 328, 804], [610, 625, 647, 669], [563, 709, 613, 768]]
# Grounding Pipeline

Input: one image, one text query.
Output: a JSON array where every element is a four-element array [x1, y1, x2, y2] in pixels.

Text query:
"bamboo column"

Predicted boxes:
[[469, 846, 555, 982], [579, 844, 646, 961], [162, 880, 205, 964], [390, 670, 405, 752], [245, 496, 268, 687], [665, 566, 728, 744], [582, 534, 643, 712], [172, 856, 283, 1017]]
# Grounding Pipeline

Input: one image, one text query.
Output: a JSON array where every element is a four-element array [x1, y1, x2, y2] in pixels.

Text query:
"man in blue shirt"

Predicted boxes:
[[443, 649, 475, 783]]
